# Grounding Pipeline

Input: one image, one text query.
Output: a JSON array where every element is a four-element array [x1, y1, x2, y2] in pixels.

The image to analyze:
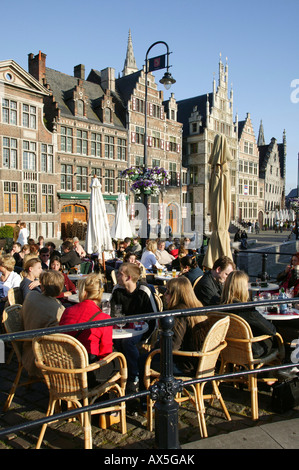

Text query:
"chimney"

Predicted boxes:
[[74, 64, 85, 80], [28, 51, 46, 83], [100, 67, 115, 92]]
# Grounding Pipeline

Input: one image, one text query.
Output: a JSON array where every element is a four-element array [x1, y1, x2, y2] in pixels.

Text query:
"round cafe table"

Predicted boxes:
[[248, 282, 279, 300], [256, 306, 299, 321], [112, 322, 148, 339], [68, 292, 111, 303]]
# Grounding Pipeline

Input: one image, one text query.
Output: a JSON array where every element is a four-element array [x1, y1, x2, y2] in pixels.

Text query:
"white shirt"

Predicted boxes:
[[0, 271, 22, 298], [17, 228, 29, 246]]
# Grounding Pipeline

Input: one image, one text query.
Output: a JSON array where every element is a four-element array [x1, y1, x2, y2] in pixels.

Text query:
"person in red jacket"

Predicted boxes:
[[50, 255, 76, 304], [59, 273, 117, 386]]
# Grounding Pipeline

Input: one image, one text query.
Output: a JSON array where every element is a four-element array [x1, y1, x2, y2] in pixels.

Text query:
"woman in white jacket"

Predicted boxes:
[[17, 222, 29, 246], [0, 254, 22, 314]]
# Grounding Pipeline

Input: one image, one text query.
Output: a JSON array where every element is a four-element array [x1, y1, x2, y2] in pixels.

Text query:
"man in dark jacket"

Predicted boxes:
[[194, 256, 235, 306], [111, 263, 157, 393], [60, 241, 82, 271]]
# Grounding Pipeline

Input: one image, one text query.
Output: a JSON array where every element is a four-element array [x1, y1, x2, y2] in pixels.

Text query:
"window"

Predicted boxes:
[[42, 184, 54, 213], [91, 133, 101, 157], [135, 156, 144, 167], [105, 136, 114, 159], [152, 159, 160, 167], [239, 160, 244, 172], [61, 127, 73, 153], [23, 104, 36, 129], [23, 183, 37, 213], [23, 141, 36, 170], [61, 164, 73, 191], [189, 166, 198, 184], [3, 137, 17, 168], [152, 131, 160, 148], [169, 162, 177, 186], [4, 182, 18, 213], [243, 161, 248, 173], [190, 142, 197, 154], [91, 167, 102, 179], [244, 141, 253, 155], [135, 126, 145, 145], [118, 171, 126, 192], [135, 98, 145, 113], [105, 169, 114, 193], [152, 104, 161, 118], [239, 178, 243, 195], [2, 99, 17, 125], [117, 138, 126, 160], [76, 130, 88, 155], [169, 136, 177, 152], [76, 166, 88, 191], [41, 144, 53, 173]]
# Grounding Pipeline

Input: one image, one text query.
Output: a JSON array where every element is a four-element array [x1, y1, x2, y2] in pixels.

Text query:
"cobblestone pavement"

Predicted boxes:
[[1, 353, 299, 450]]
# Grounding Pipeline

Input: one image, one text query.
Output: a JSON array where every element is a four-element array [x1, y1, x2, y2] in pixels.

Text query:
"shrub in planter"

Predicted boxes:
[[0, 225, 14, 239]]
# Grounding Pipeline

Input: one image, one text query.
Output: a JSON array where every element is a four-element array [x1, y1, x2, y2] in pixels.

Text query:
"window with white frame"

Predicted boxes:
[[118, 171, 126, 192], [2, 99, 17, 125], [61, 127, 73, 153], [23, 141, 36, 170], [105, 169, 114, 193], [117, 138, 126, 160], [76, 130, 88, 155], [76, 166, 88, 191], [61, 164, 73, 191], [105, 136, 114, 159], [3, 137, 17, 168], [41, 144, 53, 173], [23, 104, 36, 129], [91, 133, 101, 157]]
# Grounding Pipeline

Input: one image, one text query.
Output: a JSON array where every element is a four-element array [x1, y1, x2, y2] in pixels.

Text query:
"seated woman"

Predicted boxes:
[[14, 244, 30, 271], [21, 270, 65, 377], [59, 273, 117, 386], [220, 270, 277, 358], [20, 257, 43, 300], [277, 252, 299, 296], [140, 240, 163, 272], [0, 255, 22, 315], [179, 255, 203, 286], [140, 277, 210, 379], [50, 255, 76, 304]]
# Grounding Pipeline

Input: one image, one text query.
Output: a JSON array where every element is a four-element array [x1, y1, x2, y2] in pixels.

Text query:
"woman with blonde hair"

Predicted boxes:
[[220, 270, 276, 358], [0, 255, 22, 314], [140, 239, 163, 272], [59, 273, 116, 386], [164, 277, 210, 371]]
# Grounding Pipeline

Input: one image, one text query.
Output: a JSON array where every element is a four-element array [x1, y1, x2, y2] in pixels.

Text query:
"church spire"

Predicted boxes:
[[122, 29, 138, 77], [257, 120, 265, 146]]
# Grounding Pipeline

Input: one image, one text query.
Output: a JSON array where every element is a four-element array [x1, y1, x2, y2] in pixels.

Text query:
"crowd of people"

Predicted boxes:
[[1, 226, 298, 419]]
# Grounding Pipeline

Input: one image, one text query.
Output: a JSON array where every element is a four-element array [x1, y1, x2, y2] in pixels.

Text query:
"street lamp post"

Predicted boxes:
[[142, 41, 176, 242], [142, 41, 179, 449]]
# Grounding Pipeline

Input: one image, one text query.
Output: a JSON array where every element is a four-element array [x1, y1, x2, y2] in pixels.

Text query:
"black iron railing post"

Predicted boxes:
[[261, 253, 269, 280], [151, 315, 182, 449]]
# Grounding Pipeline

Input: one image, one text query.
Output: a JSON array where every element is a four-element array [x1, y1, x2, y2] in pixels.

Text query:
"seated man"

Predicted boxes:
[[110, 263, 158, 393], [194, 255, 235, 306], [39, 247, 51, 270], [60, 241, 82, 272], [155, 240, 175, 269]]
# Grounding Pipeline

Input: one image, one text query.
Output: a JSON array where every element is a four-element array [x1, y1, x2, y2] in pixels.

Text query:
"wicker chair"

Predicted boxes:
[[208, 312, 285, 421], [144, 315, 231, 437], [32, 333, 127, 449], [192, 275, 202, 289], [2, 305, 42, 411], [7, 287, 23, 306]]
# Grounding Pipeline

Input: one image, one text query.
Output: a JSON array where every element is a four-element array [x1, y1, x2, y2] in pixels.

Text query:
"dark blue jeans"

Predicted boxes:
[[114, 333, 143, 382]]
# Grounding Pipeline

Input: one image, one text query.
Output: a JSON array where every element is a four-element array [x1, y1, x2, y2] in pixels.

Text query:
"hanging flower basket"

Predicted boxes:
[[120, 166, 169, 198]]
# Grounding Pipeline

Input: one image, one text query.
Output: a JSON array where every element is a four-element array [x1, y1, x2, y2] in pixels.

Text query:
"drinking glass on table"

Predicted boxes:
[[112, 304, 126, 331], [260, 292, 271, 312]]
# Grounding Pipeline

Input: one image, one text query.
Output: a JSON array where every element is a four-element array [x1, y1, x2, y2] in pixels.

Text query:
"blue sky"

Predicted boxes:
[[2, 0, 298, 194]]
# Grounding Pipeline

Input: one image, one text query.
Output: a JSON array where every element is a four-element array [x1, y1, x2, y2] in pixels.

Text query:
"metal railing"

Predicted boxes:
[[0, 299, 298, 449]]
